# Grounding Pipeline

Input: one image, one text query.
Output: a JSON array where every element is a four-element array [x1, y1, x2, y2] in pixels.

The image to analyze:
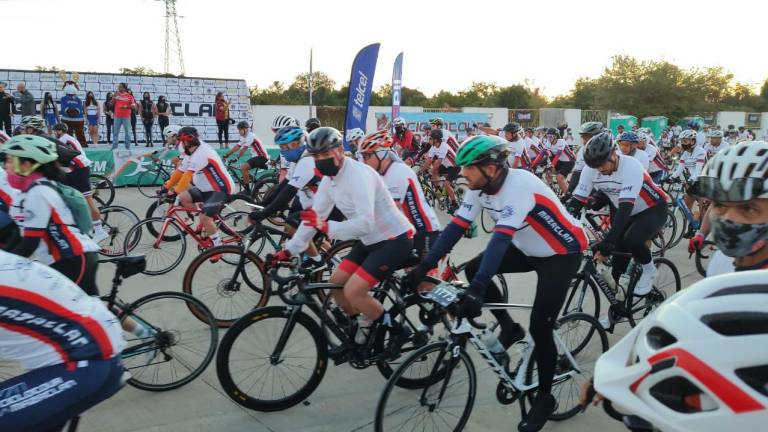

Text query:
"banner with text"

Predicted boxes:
[[343, 43, 380, 150], [374, 112, 490, 141]]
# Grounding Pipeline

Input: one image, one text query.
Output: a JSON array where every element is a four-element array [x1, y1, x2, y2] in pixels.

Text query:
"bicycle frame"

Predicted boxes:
[[156, 204, 242, 248]]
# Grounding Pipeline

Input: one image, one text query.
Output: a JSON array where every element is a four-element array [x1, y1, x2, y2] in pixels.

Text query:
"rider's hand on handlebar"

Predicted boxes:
[[404, 265, 427, 293], [265, 250, 291, 269], [248, 210, 265, 225], [299, 209, 329, 234], [458, 285, 483, 319], [163, 191, 177, 204], [688, 232, 705, 253], [595, 239, 615, 260]]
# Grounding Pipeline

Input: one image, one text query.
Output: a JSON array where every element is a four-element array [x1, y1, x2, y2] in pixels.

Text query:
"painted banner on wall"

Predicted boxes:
[[374, 111, 490, 141]]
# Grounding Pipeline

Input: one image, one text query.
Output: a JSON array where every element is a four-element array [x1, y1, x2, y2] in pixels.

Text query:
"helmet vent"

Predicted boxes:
[[735, 365, 768, 397], [646, 327, 677, 350], [706, 284, 768, 298], [701, 312, 768, 336], [649, 377, 714, 413]]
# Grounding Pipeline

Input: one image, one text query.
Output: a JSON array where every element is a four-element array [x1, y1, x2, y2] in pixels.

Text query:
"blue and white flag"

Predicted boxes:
[[343, 43, 380, 150], [391, 52, 403, 126]]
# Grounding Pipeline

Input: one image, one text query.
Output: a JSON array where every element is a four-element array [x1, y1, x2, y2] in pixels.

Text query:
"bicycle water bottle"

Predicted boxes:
[[618, 260, 635, 289], [354, 316, 371, 345], [600, 267, 617, 293], [481, 332, 505, 356]]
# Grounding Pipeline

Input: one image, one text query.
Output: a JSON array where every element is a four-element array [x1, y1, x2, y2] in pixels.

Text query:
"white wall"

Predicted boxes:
[[461, 107, 508, 129], [251, 105, 316, 148], [716, 111, 745, 129], [564, 109, 582, 131]]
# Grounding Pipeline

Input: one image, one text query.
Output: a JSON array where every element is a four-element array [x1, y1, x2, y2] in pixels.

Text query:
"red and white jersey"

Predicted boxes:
[[382, 161, 440, 233], [629, 149, 650, 171], [673, 145, 707, 181], [287, 156, 321, 209], [236, 132, 267, 159], [545, 138, 576, 163], [574, 154, 669, 216], [440, 129, 460, 152], [506, 138, 531, 169], [524, 136, 541, 160], [426, 142, 457, 167], [456, 169, 587, 257], [704, 141, 730, 159], [185, 142, 236, 194], [57, 133, 91, 169], [644, 143, 667, 174], [9, 183, 100, 265], [0, 251, 125, 369]]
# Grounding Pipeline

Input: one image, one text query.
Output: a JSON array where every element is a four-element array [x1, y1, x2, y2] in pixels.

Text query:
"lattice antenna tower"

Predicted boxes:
[[163, 0, 186, 76]]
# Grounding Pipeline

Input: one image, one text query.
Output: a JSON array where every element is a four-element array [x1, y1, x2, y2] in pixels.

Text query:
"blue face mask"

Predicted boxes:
[[281, 145, 305, 163]]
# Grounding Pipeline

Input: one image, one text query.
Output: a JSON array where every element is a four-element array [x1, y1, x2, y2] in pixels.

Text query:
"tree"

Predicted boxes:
[[34, 66, 62, 72], [119, 66, 163, 76]]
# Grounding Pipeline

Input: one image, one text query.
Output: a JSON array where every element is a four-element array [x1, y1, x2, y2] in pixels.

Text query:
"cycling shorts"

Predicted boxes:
[[63, 166, 92, 197], [338, 232, 414, 285], [554, 160, 575, 177], [0, 357, 124, 432], [413, 230, 440, 261], [188, 187, 227, 217], [437, 166, 461, 181]]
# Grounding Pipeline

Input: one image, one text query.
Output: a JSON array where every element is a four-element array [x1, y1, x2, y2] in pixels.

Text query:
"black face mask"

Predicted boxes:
[[316, 157, 340, 176]]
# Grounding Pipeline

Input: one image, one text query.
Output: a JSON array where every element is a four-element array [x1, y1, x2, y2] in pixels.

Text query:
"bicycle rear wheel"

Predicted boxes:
[[137, 169, 170, 198], [97, 205, 140, 257], [89, 173, 115, 207], [121, 291, 218, 391], [695, 241, 717, 277], [626, 257, 680, 327]]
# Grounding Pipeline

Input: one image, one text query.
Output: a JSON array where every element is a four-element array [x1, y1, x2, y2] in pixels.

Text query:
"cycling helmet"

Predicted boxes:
[[679, 129, 697, 142], [456, 135, 508, 167], [177, 126, 199, 143], [697, 141, 768, 201], [274, 126, 305, 146], [305, 117, 321, 131], [429, 117, 445, 127], [306, 127, 342, 154], [271, 114, 299, 131], [583, 132, 615, 168], [546, 127, 559, 136], [52, 123, 68, 133], [502, 122, 521, 134], [636, 132, 648, 142], [429, 129, 443, 141], [3, 134, 58, 164], [163, 124, 182, 139], [236, 120, 250, 130], [359, 130, 393, 153], [20, 115, 46, 132], [393, 117, 407, 129], [579, 121, 604, 135], [617, 131, 639, 143], [594, 270, 768, 432], [688, 120, 700, 129], [708, 130, 724, 138], [346, 128, 365, 142]]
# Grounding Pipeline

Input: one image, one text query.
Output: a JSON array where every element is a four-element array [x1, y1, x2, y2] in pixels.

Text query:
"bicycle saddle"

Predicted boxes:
[[102, 255, 147, 279]]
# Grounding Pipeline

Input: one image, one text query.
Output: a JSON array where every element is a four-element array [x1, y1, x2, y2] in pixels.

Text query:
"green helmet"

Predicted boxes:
[[579, 121, 604, 135], [20, 115, 47, 132], [456, 135, 508, 167], [3, 134, 59, 164]]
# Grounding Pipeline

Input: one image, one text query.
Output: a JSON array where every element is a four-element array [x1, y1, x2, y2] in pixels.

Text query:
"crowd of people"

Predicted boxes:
[[0, 105, 766, 432]]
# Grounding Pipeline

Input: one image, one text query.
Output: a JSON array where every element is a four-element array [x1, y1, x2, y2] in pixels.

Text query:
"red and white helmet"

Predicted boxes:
[[359, 129, 393, 154], [595, 270, 768, 432]]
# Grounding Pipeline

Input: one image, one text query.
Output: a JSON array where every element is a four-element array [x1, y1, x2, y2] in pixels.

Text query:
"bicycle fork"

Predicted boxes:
[[269, 306, 302, 365]]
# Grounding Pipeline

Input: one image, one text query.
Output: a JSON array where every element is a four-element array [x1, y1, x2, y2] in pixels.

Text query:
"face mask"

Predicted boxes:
[[315, 157, 340, 176], [280, 145, 305, 163], [348, 144, 358, 155], [711, 217, 768, 257], [6, 171, 43, 190]]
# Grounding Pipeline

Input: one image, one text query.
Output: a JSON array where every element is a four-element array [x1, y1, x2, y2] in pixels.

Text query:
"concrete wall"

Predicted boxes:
[[461, 107, 508, 129], [564, 109, 582, 131], [716, 111, 745, 130]]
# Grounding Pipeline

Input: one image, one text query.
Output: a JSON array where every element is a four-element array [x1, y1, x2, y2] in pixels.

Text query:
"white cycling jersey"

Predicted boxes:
[[235, 132, 267, 159], [629, 149, 650, 171], [574, 154, 669, 216], [506, 139, 527, 167], [643, 143, 667, 174], [0, 251, 125, 370], [57, 133, 91, 169], [673, 145, 707, 181], [440, 129, 459, 152], [704, 141, 730, 159], [426, 142, 457, 167], [545, 138, 576, 163], [573, 146, 586, 172], [456, 169, 587, 257], [287, 156, 320, 209], [285, 158, 414, 256], [381, 161, 440, 233], [184, 142, 236, 194]]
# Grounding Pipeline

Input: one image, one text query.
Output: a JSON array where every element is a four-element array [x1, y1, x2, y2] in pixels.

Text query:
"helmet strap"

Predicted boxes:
[[479, 163, 507, 195]]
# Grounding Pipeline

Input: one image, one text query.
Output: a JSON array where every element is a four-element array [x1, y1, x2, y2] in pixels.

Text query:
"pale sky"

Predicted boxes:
[[4, 0, 767, 98]]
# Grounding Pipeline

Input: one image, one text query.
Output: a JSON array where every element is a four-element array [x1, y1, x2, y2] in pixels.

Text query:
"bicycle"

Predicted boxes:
[[561, 246, 680, 331], [89, 173, 115, 207], [582, 208, 671, 258], [136, 150, 175, 198], [693, 238, 717, 277], [374, 281, 608, 431], [664, 175, 709, 249], [96, 204, 140, 257], [439, 253, 509, 303], [216, 259, 450, 412], [419, 171, 466, 214]]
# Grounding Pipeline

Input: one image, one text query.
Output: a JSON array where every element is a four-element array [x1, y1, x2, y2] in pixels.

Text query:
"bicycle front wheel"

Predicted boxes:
[[121, 291, 218, 391], [137, 169, 170, 198], [375, 341, 476, 432], [97, 205, 139, 257], [626, 257, 681, 327], [124, 217, 187, 275], [89, 173, 115, 207]]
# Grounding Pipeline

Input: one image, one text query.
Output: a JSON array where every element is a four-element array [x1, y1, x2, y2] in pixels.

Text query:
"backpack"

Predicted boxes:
[[34, 180, 93, 236]]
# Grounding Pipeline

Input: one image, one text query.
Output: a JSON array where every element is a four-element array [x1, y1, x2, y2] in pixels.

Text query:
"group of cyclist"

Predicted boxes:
[[0, 107, 766, 431]]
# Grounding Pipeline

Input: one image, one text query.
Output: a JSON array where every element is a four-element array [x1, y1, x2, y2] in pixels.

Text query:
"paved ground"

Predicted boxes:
[[78, 188, 704, 432]]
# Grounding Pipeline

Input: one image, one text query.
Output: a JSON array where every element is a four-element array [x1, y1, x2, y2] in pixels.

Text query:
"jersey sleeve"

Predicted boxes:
[[21, 187, 53, 236], [454, 190, 482, 223], [326, 172, 378, 240], [690, 147, 706, 180], [618, 159, 644, 204], [287, 158, 317, 189], [284, 178, 335, 256], [573, 166, 596, 202]]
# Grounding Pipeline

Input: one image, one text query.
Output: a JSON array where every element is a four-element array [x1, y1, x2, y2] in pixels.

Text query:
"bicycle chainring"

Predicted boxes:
[[496, 381, 519, 405]]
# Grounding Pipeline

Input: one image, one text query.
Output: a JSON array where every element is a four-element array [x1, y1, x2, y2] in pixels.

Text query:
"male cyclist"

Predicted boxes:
[[223, 120, 268, 188], [266, 127, 415, 356], [408, 135, 587, 432], [420, 128, 460, 213], [637, 131, 668, 184], [345, 128, 365, 156], [671, 129, 707, 237], [543, 127, 577, 195], [270, 114, 299, 133], [305, 117, 321, 133], [704, 129, 728, 158], [566, 121, 603, 197], [616, 131, 649, 170], [392, 117, 418, 164], [430, 117, 459, 152], [502, 122, 530, 169]]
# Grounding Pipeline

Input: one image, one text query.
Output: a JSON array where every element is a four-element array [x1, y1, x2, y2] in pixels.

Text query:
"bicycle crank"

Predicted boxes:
[[496, 381, 519, 405]]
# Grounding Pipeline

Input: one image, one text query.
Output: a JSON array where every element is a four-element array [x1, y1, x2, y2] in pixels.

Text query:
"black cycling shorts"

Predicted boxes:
[[413, 230, 440, 261], [555, 160, 575, 177], [188, 187, 227, 217], [246, 156, 268, 170], [438, 165, 461, 181], [63, 166, 92, 197], [337, 232, 413, 285]]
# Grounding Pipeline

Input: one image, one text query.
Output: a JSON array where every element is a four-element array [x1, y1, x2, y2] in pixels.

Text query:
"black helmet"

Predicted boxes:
[[52, 123, 68, 133], [305, 118, 321, 131], [583, 133, 615, 168], [546, 127, 558, 136], [307, 126, 342, 154], [429, 129, 443, 141], [236, 120, 250, 130], [502, 122, 521, 134]]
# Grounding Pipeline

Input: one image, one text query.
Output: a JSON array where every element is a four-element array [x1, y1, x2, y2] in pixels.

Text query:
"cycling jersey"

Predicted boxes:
[[455, 169, 588, 257], [506, 139, 530, 168], [573, 146, 586, 172], [57, 133, 91, 170], [545, 138, 576, 163], [287, 156, 321, 209], [184, 142, 235, 194], [381, 161, 441, 233], [0, 251, 125, 369], [704, 141, 729, 159], [574, 154, 669, 216], [426, 142, 457, 167], [10, 183, 99, 265], [644, 143, 667, 174], [673, 145, 707, 181], [392, 129, 415, 152], [236, 131, 267, 159], [707, 250, 768, 276], [524, 136, 541, 160], [695, 130, 707, 147], [439, 129, 459, 152], [285, 158, 414, 256], [629, 149, 650, 171]]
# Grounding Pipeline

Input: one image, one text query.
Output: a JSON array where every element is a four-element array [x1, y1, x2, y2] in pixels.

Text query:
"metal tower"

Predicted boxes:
[[163, 0, 186, 76]]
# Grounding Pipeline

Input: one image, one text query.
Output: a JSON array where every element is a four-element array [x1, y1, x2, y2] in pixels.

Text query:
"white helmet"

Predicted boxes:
[[698, 141, 768, 201], [708, 130, 724, 138], [163, 124, 182, 139], [271, 114, 299, 131], [679, 129, 697, 141], [595, 270, 768, 432], [393, 117, 407, 128], [346, 128, 365, 142]]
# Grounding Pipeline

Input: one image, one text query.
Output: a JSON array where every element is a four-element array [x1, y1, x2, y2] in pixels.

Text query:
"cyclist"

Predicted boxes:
[[566, 121, 603, 196], [161, 124, 183, 168], [51, 123, 108, 243], [502, 122, 530, 169], [637, 131, 668, 184], [430, 117, 459, 152], [266, 127, 415, 356], [543, 127, 576, 195], [420, 128, 460, 213], [671, 129, 707, 236], [223, 120, 268, 188], [408, 135, 587, 432], [0, 146, 20, 247], [691, 141, 768, 276], [392, 117, 418, 164], [690, 120, 707, 147], [358, 130, 441, 260], [4, 135, 101, 294], [345, 127, 365, 156], [567, 132, 669, 295], [270, 114, 299, 133], [704, 129, 728, 158], [0, 250, 127, 432], [163, 126, 235, 249], [616, 131, 649, 170], [305, 117, 321, 133]]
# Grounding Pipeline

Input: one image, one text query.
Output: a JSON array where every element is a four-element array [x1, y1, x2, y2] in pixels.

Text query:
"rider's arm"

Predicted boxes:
[[284, 179, 335, 256], [689, 148, 706, 181], [567, 170, 582, 194], [420, 191, 482, 269], [164, 169, 183, 190], [172, 171, 193, 194], [259, 180, 297, 215], [672, 156, 684, 178]]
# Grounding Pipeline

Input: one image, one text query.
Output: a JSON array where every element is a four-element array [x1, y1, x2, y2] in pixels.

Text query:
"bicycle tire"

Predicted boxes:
[[137, 169, 170, 198], [89, 173, 115, 207], [668, 205, 688, 248], [374, 341, 476, 432], [626, 257, 680, 327], [216, 306, 328, 412], [144, 200, 183, 241], [480, 208, 494, 233], [695, 241, 716, 277], [182, 245, 270, 327], [124, 217, 187, 275], [97, 205, 140, 257], [250, 176, 278, 203], [561, 271, 601, 320], [121, 291, 218, 391]]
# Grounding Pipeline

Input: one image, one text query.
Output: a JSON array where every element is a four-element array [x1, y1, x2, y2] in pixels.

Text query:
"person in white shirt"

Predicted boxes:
[[617, 131, 649, 170], [222, 121, 268, 188], [704, 129, 729, 158], [637, 132, 667, 184], [672, 129, 708, 237], [543, 127, 576, 195], [738, 126, 750, 141], [429, 117, 460, 152], [502, 122, 529, 169], [420, 129, 460, 213]]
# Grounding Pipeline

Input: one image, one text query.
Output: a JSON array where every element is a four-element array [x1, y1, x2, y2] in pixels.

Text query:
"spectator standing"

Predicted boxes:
[[59, 81, 87, 146], [111, 83, 137, 149], [0, 82, 17, 135], [41, 92, 59, 135], [127, 90, 138, 146], [214, 91, 230, 149], [84, 91, 101, 145], [139, 92, 155, 147], [156, 95, 170, 134], [14, 82, 36, 117], [104, 92, 114, 145]]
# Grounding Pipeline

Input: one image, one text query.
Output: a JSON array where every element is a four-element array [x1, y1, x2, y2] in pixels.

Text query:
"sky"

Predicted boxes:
[[3, 0, 767, 98]]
